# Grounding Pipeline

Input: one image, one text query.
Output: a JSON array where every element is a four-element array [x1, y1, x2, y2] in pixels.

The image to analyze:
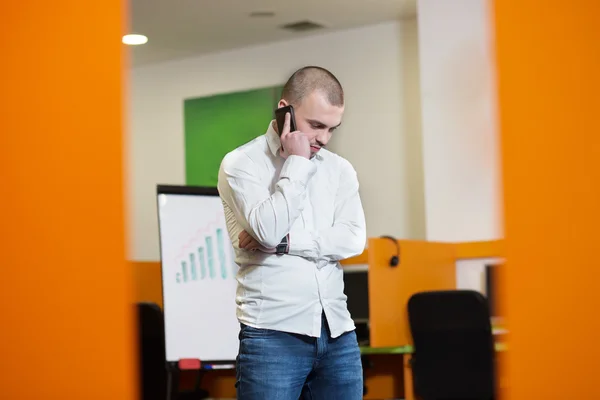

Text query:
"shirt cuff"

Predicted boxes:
[[288, 229, 318, 259], [279, 155, 317, 186]]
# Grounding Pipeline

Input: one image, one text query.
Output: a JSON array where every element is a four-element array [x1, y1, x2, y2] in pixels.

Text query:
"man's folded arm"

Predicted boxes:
[[217, 151, 317, 249], [287, 158, 367, 263]]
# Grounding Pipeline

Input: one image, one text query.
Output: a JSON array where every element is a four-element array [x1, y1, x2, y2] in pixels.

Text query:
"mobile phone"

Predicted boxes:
[[274, 105, 297, 136]]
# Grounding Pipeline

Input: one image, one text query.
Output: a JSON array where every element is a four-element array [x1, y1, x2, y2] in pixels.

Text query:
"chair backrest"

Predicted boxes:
[[136, 302, 167, 400], [408, 290, 496, 400]]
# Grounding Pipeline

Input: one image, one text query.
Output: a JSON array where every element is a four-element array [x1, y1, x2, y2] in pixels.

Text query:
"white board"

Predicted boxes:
[[156, 185, 239, 362]]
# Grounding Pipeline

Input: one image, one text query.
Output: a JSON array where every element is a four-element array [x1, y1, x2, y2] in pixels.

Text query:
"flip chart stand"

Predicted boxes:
[[167, 359, 209, 400]]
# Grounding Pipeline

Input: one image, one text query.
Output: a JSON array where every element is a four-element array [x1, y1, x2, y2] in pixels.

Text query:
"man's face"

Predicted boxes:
[[279, 90, 344, 157]]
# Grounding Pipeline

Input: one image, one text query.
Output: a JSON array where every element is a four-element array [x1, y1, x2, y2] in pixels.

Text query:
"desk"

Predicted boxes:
[[360, 345, 413, 354], [359, 340, 507, 400], [361, 342, 507, 355], [359, 346, 415, 400]]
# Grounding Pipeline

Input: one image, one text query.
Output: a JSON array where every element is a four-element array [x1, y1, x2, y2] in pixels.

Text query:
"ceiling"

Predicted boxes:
[[128, 0, 417, 66]]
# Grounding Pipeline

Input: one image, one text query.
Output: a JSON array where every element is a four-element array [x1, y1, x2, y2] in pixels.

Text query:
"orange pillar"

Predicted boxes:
[[0, 2, 135, 400], [494, 0, 600, 398]]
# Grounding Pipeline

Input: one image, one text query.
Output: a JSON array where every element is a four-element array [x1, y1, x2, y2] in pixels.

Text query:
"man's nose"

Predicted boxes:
[[316, 132, 330, 147]]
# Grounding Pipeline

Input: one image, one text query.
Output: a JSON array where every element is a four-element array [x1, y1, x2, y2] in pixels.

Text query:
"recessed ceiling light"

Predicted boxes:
[[249, 11, 275, 17], [122, 34, 148, 45]]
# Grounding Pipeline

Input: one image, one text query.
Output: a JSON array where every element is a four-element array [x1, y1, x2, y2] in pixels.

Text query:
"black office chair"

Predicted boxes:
[[407, 290, 496, 400], [136, 302, 168, 400]]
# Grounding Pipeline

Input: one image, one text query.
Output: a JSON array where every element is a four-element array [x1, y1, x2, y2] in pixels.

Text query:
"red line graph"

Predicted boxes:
[[171, 215, 223, 262]]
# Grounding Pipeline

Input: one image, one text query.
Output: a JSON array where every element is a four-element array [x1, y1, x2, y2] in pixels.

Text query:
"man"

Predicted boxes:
[[217, 66, 367, 400]]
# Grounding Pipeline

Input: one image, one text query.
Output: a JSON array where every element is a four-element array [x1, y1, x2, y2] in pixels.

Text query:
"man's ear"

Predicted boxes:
[[277, 99, 288, 108]]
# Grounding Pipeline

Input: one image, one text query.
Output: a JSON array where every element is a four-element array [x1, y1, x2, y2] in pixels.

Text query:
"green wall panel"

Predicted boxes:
[[184, 85, 283, 187]]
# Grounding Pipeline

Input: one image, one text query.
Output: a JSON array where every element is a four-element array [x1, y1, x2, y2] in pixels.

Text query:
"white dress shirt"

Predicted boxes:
[[217, 121, 367, 338]]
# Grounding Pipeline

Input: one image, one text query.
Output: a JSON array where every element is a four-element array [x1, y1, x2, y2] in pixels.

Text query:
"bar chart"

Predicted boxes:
[[175, 227, 235, 283], [158, 189, 242, 363]]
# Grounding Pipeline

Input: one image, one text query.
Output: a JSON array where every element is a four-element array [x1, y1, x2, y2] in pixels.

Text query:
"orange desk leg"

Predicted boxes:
[[403, 354, 415, 400]]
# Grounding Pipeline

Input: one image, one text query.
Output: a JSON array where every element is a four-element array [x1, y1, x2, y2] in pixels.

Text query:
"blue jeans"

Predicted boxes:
[[235, 315, 363, 399]]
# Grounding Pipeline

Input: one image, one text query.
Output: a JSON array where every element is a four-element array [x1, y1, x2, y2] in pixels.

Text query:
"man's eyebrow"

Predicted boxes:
[[307, 119, 342, 129]]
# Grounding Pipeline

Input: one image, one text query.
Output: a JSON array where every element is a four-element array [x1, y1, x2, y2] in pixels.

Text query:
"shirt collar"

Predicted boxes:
[[265, 120, 281, 157], [264, 120, 324, 161]]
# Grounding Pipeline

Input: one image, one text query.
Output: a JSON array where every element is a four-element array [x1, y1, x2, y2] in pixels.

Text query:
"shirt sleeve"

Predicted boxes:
[[217, 151, 317, 249], [287, 158, 367, 266]]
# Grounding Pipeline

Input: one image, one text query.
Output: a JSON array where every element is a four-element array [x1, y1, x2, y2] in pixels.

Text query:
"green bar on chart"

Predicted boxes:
[[190, 253, 197, 281], [198, 247, 206, 279], [217, 228, 227, 279], [181, 261, 188, 282], [176, 272, 181, 284], [206, 236, 216, 279]]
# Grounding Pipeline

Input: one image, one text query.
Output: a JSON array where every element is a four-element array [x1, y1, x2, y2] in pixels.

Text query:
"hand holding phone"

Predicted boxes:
[[275, 105, 297, 135], [280, 112, 310, 159], [275, 106, 310, 159]]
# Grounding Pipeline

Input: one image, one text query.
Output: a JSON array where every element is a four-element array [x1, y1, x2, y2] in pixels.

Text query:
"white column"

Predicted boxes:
[[417, 0, 502, 242]]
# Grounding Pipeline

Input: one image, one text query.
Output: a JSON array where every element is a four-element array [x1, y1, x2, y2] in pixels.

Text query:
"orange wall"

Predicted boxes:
[[454, 240, 504, 259], [367, 239, 457, 347], [0, 1, 134, 399], [133, 262, 163, 306], [494, 0, 600, 398]]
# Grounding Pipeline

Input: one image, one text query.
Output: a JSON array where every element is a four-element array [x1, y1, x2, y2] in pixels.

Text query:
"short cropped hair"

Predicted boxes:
[[281, 66, 344, 107]]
